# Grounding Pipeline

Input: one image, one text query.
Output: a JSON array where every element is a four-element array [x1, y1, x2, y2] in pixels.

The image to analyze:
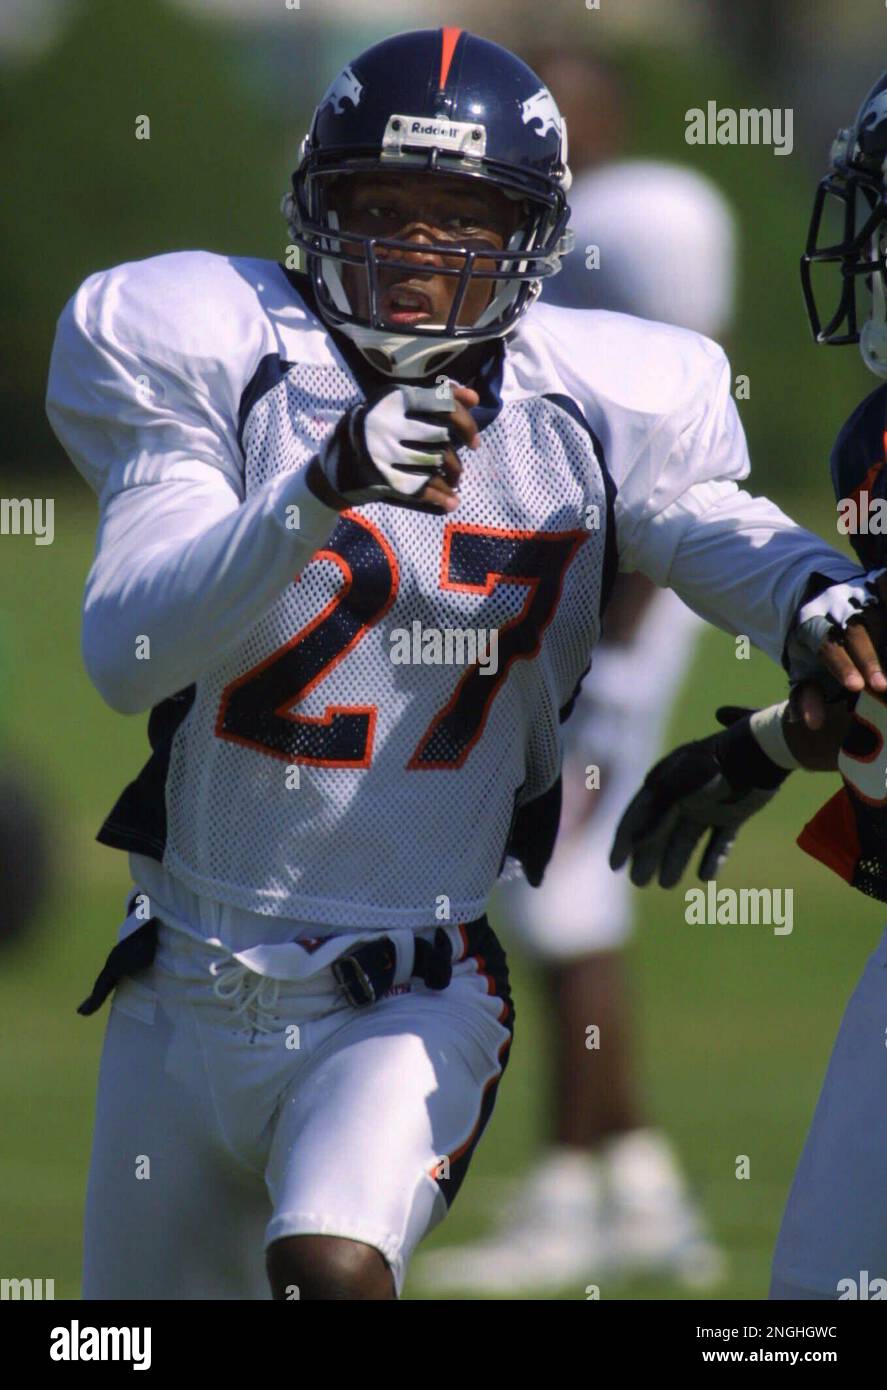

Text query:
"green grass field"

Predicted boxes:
[[1, 476, 882, 1300]]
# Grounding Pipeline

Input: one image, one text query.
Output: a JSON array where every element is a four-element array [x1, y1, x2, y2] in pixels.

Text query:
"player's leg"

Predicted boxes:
[[511, 790, 648, 1152], [263, 919, 513, 1300], [520, 591, 722, 1280], [417, 590, 721, 1293], [419, 813, 715, 1292], [531, 826, 721, 1287], [770, 924, 887, 1300], [266, 1235, 394, 1300], [512, 588, 704, 1154], [537, 864, 642, 1148], [82, 962, 271, 1300]]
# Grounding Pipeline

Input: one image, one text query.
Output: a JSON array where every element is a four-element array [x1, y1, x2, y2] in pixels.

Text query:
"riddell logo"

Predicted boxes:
[[410, 121, 459, 139]]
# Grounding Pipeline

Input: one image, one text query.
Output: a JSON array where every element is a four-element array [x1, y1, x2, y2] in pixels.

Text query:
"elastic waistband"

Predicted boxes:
[[79, 899, 505, 1026], [114, 890, 493, 994], [150, 908, 471, 989]]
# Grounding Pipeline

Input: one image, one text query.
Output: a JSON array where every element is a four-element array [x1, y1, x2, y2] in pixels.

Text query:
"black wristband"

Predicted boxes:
[[305, 454, 348, 512], [303, 407, 370, 510], [334, 403, 373, 497]]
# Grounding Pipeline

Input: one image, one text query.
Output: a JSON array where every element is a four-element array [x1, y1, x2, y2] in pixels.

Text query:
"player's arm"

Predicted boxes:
[[613, 343, 887, 697], [75, 384, 478, 716], [49, 327, 343, 714], [609, 692, 852, 887], [651, 485, 887, 699], [47, 266, 476, 715], [78, 466, 335, 714]]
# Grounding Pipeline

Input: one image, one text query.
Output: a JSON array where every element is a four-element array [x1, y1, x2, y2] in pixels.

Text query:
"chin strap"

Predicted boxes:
[[340, 321, 473, 381]]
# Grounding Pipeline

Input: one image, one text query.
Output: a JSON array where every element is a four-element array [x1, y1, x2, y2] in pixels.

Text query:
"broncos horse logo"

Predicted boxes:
[[320, 66, 363, 116], [520, 87, 562, 139]]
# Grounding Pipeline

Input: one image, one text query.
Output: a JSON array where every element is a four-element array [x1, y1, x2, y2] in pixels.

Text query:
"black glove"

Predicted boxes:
[[609, 708, 791, 889]]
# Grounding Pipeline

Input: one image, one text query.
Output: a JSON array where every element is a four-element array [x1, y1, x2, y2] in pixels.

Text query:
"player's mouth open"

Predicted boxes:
[[381, 284, 436, 326]]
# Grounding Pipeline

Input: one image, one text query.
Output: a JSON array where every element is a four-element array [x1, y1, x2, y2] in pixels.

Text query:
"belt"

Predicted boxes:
[[77, 913, 453, 1016], [77, 914, 159, 1016], [332, 927, 453, 1007]]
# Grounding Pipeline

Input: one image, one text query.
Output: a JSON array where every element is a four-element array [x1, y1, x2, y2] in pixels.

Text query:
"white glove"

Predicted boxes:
[[307, 382, 460, 511], [785, 567, 887, 682]]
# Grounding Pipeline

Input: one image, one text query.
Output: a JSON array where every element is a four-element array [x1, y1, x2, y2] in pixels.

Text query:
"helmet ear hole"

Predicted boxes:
[[364, 348, 393, 373]]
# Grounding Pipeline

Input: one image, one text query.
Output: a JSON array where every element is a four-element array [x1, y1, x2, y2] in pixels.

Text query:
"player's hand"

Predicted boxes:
[[311, 381, 479, 514], [782, 679, 854, 762], [609, 716, 788, 889], [786, 569, 887, 704], [407, 385, 479, 513]]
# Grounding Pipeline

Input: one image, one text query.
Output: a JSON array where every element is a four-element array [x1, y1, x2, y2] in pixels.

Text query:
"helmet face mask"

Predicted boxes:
[[801, 157, 885, 347], [282, 29, 573, 379], [295, 165, 564, 330], [801, 73, 887, 376]]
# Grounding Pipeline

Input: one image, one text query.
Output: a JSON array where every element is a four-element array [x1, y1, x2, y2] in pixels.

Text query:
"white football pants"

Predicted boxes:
[[770, 922, 887, 1299], [82, 915, 513, 1299]]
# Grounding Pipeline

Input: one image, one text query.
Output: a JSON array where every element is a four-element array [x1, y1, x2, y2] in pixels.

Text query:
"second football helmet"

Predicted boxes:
[[283, 28, 573, 379], [801, 69, 887, 375]]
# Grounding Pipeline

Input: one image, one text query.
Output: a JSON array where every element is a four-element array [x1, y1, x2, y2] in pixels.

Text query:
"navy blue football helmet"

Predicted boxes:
[[802, 70, 887, 375], [283, 28, 573, 379]]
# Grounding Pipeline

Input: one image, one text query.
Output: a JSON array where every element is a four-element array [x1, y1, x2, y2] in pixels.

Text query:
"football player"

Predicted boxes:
[[608, 70, 887, 1301], [46, 30, 887, 1300], [418, 48, 736, 1296]]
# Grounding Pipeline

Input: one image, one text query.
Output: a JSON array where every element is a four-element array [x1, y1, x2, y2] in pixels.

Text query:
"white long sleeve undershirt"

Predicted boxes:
[[82, 462, 338, 714], [83, 457, 863, 720]]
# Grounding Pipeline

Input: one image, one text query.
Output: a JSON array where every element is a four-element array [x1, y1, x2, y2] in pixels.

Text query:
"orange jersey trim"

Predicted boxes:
[[796, 787, 859, 884], [848, 457, 885, 510]]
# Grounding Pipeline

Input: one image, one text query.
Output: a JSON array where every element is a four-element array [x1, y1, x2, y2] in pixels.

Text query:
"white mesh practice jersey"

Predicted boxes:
[[47, 252, 863, 928]]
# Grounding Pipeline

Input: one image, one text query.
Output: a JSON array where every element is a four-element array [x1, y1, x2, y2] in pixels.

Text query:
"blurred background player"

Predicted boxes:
[[417, 50, 735, 1295]]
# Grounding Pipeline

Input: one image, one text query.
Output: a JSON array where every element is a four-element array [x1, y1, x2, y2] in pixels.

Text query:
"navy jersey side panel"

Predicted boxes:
[[830, 381, 887, 569], [801, 382, 887, 902], [501, 392, 618, 888]]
